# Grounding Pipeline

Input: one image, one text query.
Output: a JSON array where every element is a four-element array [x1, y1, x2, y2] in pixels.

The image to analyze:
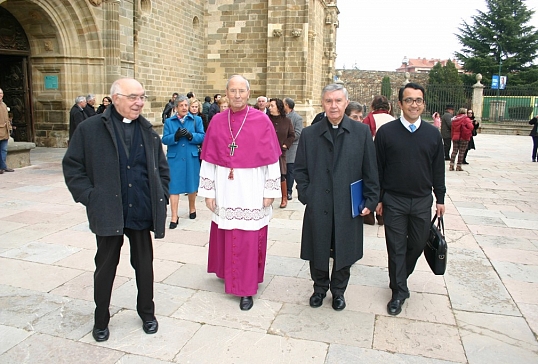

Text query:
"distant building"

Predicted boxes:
[[396, 57, 464, 74]]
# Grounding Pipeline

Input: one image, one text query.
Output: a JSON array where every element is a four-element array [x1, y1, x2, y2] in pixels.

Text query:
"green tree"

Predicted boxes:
[[426, 61, 467, 114], [381, 76, 392, 98], [454, 0, 538, 86]]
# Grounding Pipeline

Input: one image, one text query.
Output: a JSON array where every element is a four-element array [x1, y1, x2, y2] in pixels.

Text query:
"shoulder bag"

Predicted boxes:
[[424, 215, 447, 275]]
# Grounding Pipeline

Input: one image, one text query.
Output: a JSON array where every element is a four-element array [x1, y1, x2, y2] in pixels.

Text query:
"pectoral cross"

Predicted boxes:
[[228, 141, 238, 156]]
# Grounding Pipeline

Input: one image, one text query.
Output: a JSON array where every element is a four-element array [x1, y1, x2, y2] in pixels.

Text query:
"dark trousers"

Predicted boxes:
[[382, 192, 432, 300], [94, 228, 154, 328], [286, 162, 295, 194], [443, 137, 451, 159], [310, 261, 351, 296], [532, 136, 538, 161]]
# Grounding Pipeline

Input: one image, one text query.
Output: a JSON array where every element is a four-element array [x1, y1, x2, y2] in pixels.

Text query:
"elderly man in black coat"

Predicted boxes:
[[63, 78, 169, 342], [294, 84, 379, 311], [68, 95, 89, 141]]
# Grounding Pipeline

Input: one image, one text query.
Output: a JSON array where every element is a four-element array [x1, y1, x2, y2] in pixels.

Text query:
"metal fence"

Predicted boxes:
[[346, 83, 537, 121]]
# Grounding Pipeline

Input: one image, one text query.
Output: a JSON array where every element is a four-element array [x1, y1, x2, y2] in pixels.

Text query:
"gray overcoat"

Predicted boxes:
[[285, 110, 303, 164], [294, 115, 379, 271], [62, 107, 170, 238]]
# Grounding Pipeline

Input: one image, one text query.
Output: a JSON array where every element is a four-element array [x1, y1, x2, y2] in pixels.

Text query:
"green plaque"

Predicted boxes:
[[44, 75, 58, 90]]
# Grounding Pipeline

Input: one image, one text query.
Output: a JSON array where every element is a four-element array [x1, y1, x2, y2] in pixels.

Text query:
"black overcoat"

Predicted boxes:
[[62, 107, 170, 238], [294, 115, 379, 271]]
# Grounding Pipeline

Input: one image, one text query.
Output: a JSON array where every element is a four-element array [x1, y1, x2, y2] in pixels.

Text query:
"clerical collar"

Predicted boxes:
[[111, 105, 136, 124], [326, 118, 341, 129]]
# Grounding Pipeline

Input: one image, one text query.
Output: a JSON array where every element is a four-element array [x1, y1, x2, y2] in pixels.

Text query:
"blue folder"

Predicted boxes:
[[350, 179, 365, 218]]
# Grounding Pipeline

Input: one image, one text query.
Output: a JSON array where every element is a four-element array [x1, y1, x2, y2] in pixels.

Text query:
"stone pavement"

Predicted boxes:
[[0, 134, 537, 364]]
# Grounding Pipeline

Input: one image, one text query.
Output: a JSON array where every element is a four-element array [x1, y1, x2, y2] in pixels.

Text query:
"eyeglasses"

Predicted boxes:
[[403, 98, 424, 105], [116, 93, 148, 102], [228, 89, 248, 95]]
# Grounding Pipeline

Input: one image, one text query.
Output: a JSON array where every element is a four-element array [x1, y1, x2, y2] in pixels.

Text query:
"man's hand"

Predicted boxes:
[[375, 202, 383, 216], [436, 204, 445, 217], [205, 198, 216, 212], [359, 207, 371, 216]]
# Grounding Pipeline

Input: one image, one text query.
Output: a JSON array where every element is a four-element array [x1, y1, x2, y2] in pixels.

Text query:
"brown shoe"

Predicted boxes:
[[0, 169, 3, 174], [449, 163, 454, 171], [456, 165, 463, 171]]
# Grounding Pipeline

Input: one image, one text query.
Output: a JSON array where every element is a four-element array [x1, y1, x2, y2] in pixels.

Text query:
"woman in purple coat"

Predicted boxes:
[[162, 95, 205, 227]]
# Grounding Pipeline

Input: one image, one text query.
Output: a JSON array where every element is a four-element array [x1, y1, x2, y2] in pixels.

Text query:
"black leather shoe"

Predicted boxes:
[[387, 298, 405, 316], [309, 292, 326, 308], [239, 296, 253, 311], [189, 211, 196, 219], [332, 295, 346, 311], [169, 219, 178, 229], [287, 193, 292, 200], [142, 318, 159, 334], [462, 161, 469, 165], [92, 326, 110, 342]]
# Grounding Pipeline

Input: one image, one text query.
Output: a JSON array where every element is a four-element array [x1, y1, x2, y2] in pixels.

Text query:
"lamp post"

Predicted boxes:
[[402, 56, 409, 85], [493, 36, 503, 122]]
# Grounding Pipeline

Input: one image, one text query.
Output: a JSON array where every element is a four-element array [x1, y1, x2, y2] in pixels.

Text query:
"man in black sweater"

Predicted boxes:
[[374, 83, 445, 316]]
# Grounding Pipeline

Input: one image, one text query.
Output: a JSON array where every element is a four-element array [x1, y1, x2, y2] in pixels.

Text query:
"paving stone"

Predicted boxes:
[[491, 260, 538, 283], [0, 241, 80, 264], [110, 279, 195, 317], [0, 324, 32, 355], [456, 207, 503, 218], [518, 303, 538, 337], [153, 242, 208, 265], [162, 262, 225, 293], [172, 290, 281, 333], [373, 316, 466, 363], [50, 271, 129, 302], [326, 344, 461, 364], [474, 235, 538, 251], [266, 240, 301, 258], [482, 246, 538, 265], [80, 310, 200, 362], [502, 279, 538, 305], [269, 302, 374, 348], [1, 333, 124, 364], [0, 257, 83, 293], [114, 354, 173, 364], [455, 310, 538, 364], [174, 324, 328, 364], [268, 226, 302, 243], [265, 255, 306, 278], [444, 248, 519, 315]]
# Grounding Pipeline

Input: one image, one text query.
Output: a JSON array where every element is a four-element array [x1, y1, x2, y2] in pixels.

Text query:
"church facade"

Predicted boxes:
[[0, 0, 339, 147]]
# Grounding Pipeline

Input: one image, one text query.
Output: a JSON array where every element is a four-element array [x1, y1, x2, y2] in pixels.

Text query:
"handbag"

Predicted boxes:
[[424, 215, 447, 275]]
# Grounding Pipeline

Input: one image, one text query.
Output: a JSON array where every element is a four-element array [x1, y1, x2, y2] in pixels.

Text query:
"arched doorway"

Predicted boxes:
[[0, 7, 32, 142]]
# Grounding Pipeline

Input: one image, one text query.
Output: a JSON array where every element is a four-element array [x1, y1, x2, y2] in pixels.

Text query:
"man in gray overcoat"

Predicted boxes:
[[63, 78, 169, 342], [294, 84, 379, 311]]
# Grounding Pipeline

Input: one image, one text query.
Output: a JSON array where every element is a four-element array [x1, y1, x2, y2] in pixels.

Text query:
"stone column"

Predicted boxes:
[[472, 74, 485, 122], [103, 0, 121, 85]]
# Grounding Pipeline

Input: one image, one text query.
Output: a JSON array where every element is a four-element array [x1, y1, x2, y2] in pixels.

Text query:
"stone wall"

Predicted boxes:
[[0, 0, 339, 146]]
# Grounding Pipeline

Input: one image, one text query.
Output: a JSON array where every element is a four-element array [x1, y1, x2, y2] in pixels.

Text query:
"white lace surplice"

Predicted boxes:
[[198, 161, 281, 231]]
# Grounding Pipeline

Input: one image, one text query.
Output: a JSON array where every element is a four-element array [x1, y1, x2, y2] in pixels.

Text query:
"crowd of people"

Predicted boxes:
[[59, 74, 536, 345]]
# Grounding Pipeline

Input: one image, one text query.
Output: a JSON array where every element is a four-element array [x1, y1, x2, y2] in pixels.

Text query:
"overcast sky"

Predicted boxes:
[[335, 0, 538, 71]]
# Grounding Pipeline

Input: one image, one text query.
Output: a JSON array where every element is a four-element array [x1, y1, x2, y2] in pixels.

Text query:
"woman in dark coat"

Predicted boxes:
[[463, 109, 479, 164], [96, 96, 112, 114], [529, 116, 538, 162], [268, 98, 295, 208]]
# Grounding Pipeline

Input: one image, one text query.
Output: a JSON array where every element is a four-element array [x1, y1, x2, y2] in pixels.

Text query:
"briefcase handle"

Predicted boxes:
[[431, 215, 445, 237]]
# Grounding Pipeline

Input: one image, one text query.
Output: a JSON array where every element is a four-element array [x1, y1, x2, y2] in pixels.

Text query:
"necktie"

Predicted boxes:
[[409, 124, 416, 133]]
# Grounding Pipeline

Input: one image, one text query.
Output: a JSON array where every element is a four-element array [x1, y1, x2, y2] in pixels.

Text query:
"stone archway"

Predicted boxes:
[[0, 0, 105, 147]]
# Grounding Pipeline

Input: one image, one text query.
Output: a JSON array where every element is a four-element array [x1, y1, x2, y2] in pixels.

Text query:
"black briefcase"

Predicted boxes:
[[424, 215, 447, 275]]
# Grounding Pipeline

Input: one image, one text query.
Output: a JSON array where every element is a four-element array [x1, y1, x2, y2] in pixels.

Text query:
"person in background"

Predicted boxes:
[[362, 96, 393, 137], [162, 92, 178, 123], [530, 116, 538, 162], [283, 97, 303, 201], [254, 96, 268, 112], [63, 78, 169, 342], [449, 108, 474, 171], [202, 96, 212, 123], [208, 93, 221, 122], [198, 75, 281, 311], [375, 83, 445, 316], [268, 98, 295, 208], [0, 87, 14, 173], [311, 111, 325, 125], [218, 96, 229, 112], [69, 95, 89, 141], [463, 109, 479, 164], [96, 96, 112, 114], [345, 102, 363, 122], [295, 83, 379, 312], [432, 112, 441, 131], [162, 95, 205, 225], [187, 91, 196, 100], [441, 104, 454, 160], [85, 94, 97, 116]]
